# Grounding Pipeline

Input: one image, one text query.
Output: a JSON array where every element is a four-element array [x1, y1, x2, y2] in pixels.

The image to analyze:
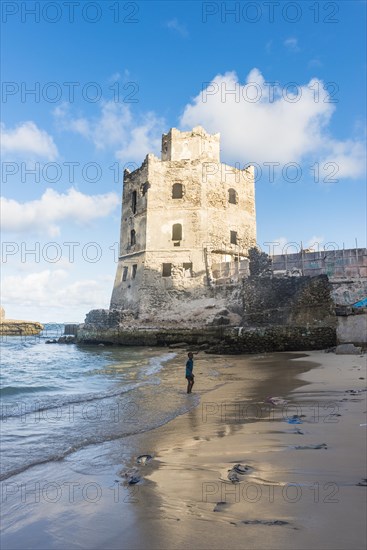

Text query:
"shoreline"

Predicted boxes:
[[1, 350, 366, 550]]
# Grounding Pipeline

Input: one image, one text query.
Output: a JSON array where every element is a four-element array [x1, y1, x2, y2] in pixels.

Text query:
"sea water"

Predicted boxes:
[[0, 324, 201, 482]]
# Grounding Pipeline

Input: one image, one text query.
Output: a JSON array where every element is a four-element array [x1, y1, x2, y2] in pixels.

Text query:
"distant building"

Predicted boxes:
[[110, 126, 256, 318]]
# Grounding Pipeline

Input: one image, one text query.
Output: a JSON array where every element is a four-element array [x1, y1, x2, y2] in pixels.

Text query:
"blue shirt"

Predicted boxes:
[[186, 358, 193, 377]]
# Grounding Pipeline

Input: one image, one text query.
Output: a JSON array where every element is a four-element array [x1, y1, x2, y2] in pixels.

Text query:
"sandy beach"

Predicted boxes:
[[1, 350, 366, 550]]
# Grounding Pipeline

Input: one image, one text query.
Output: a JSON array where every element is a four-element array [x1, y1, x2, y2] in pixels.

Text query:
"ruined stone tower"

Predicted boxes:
[[110, 126, 256, 321]]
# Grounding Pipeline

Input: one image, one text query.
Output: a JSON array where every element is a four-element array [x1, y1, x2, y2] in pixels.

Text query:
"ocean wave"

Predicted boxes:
[[143, 352, 177, 376], [1, 381, 144, 419], [0, 385, 58, 396], [1, 351, 176, 418], [0, 393, 200, 482]]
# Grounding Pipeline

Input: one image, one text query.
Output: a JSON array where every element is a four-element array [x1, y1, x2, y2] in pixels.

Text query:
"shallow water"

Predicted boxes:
[[0, 325, 204, 481]]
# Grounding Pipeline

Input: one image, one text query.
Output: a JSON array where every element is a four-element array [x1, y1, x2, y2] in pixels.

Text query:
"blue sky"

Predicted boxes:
[[1, 0, 366, 321]]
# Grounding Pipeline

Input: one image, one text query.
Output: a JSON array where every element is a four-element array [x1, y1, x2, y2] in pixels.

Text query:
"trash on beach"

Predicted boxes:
[[356, 478, 367, 487], [127, 475, 141, 485], [242, 520, 290, 526], [213, 501, 229, 512], [136, 454, 153, 465], [122, 468, 141, 485], [286, 416, 303, 425], [294, 443, 327, 450], [266, 396, 288, 407], [227, 471, 240, 483], [294, 428, 304, 435], [227, 463, 253, 483], [233, 464, 253, 475]]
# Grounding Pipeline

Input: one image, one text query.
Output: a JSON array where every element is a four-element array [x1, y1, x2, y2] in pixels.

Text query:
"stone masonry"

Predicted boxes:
[[110, 126, 256, 323]]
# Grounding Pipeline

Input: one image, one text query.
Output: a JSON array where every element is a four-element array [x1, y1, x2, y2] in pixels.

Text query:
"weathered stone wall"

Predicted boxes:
[[84, 309, 132, 328], [76, 324, 336, 353], [241, 275, 336, 328], [110, 126, 256, 318], [79, 275, 338, 352], [337, 313, 367, 345], [271, 248, 367, 278]]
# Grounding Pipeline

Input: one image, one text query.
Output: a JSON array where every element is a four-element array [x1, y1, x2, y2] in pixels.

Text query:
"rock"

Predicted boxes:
[[45, 336, 75, 345], [211, 316, 230, 326], [335, 343, 362, 355], [218, 309, 229, 316], [0, 320, 44, 336]]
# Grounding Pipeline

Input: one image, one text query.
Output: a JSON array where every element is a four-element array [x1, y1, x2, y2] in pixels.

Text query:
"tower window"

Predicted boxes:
[[132, 264, 137, 279], [162, 263, 172, 277], [228, 188, 238, 204], [183, 262, 193, 277], [131, 190, 137, 213], [122, 266, 128, 281], [130, 229, 136, 246], [172, 223, 182, 241], [230, 230, 237, 245], [172, 183, 183, 199]]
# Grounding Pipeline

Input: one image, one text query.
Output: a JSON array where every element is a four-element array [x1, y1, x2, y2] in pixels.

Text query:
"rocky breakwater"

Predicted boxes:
[[0, 307, 43, 336]]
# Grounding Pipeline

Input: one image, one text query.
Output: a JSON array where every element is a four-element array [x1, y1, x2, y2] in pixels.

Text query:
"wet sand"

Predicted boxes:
[[1, 351, 366, 550]]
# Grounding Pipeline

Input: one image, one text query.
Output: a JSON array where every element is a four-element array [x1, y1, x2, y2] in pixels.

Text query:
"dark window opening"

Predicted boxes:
[[132, 264, 137, 279], [230, 231, 237, 245], [122, 266, 128, 281], [172, 183, 183, 199], [130, 229, 136, 246], [172, 223, 182, 241], [183, 262, 193, 277], [131, 190, 137, 213], [228, 188, 238, 204], [141, 182, 150, 196], [162, 263, 172, 277], [174, 242, 180, 247]]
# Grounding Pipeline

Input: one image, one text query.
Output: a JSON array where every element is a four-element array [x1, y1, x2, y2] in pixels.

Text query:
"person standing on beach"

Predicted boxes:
[[186, 352, 195, 394]]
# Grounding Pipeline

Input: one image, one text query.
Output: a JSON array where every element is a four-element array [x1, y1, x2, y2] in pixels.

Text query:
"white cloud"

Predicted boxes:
[[54, 101, 165, 163], [305, 236, 324, 251], [1, 270, 113, 320], [284, 37, 300, 52], [263, 236, 325, 255], [180, 69, 366, 180], [166, 18, 188, 37], [1, 187, 119, 236], [320, 139, 366, 180], [1, 121, 58, 160]]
